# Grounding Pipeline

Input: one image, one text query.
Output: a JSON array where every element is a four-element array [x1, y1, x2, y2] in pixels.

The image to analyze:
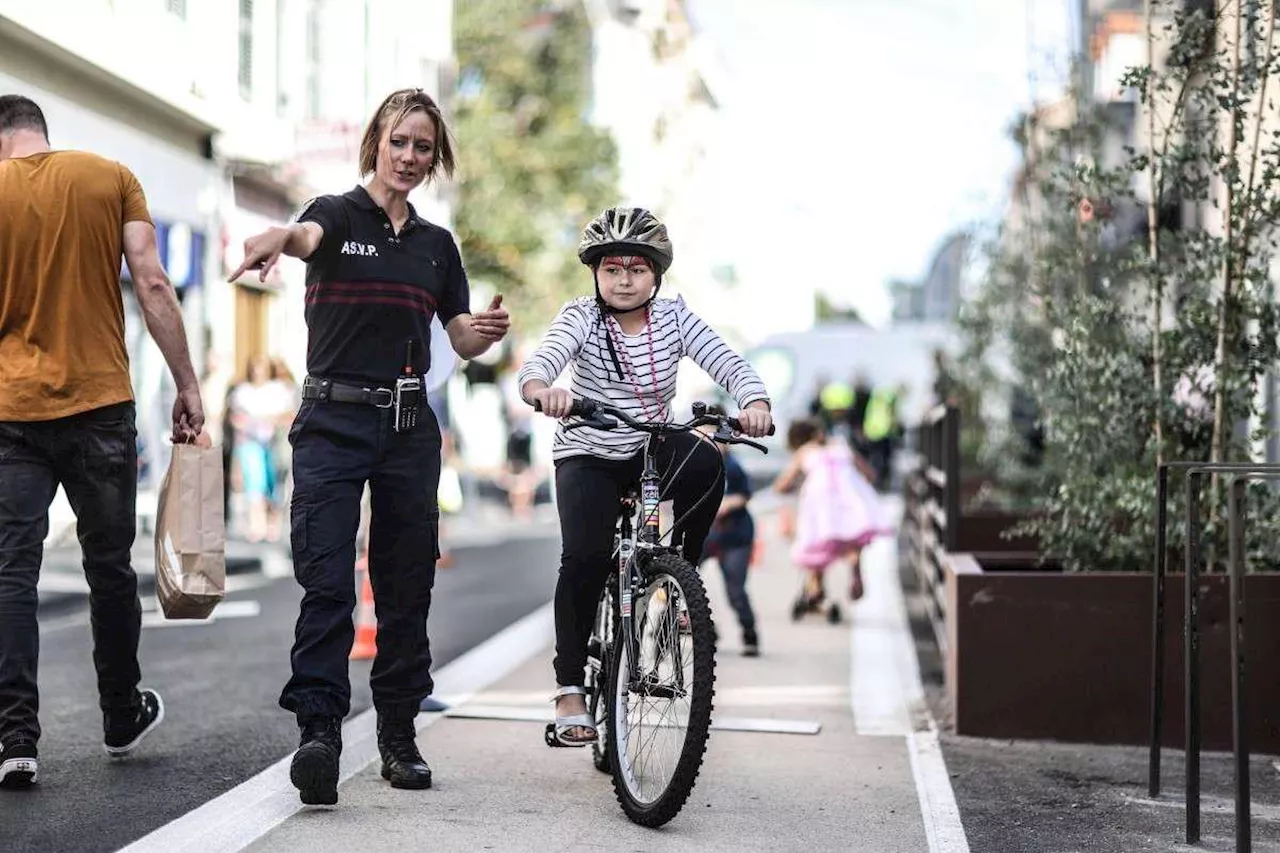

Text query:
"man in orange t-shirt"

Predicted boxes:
[[0, 95, 205, 789]]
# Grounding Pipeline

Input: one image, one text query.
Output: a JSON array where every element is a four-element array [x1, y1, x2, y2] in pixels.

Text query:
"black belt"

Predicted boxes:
[[302, 376, 395, 408]]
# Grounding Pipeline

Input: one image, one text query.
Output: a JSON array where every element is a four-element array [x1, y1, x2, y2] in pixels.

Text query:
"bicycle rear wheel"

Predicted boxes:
[[605, 552, 716, 827]]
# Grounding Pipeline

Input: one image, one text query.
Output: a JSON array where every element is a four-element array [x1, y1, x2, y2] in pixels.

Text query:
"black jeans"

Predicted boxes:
[[0, 402, 143, 746], [279, 398, 442, 723], [552, 432, 724, 687], [702, 544, 756, 635]]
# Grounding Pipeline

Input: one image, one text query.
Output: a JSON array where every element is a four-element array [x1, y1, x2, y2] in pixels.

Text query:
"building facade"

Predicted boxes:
[[0, 0, 457, 512]]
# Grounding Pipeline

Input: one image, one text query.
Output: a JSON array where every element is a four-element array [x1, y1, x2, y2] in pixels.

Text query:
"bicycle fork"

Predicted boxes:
[[625, 460, 689, 698]]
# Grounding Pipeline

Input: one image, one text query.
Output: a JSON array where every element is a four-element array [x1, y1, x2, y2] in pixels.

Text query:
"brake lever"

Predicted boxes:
[[730, 437, 768, 454]]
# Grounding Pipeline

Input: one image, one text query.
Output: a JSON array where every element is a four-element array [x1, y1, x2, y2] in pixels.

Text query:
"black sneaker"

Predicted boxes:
[[378, 719, 432, 790], [0, 741, 37, 789], [742, 629, 760, 658], [104, 689, 165, 757], [291, 716, 342, 805]]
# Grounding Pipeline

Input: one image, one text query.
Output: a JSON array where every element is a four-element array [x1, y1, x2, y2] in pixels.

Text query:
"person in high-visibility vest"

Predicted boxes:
[[862, 386, 901, 490], [809, 379, 854, 435]]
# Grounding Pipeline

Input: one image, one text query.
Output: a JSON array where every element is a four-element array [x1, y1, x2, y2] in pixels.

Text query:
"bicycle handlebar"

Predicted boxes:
[[534, 398, 774, 453]]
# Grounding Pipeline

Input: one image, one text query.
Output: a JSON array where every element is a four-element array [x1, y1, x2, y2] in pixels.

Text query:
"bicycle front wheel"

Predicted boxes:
[[605, 552, 716, 827], [587, 586, 613, 774]]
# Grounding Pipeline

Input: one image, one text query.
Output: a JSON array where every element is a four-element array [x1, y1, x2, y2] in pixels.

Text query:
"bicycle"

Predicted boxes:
[[539, 397, 771, 827]]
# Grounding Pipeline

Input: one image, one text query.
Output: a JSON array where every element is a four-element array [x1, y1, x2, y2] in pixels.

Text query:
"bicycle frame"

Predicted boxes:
[[616, 433, 674, 695]]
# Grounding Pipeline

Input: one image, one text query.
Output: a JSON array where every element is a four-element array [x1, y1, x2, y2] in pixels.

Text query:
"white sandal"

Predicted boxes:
[[551, 686, 597, 747]]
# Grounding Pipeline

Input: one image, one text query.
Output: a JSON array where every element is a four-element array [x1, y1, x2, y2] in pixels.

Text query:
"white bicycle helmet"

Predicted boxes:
[[577, 207, 674, 275]]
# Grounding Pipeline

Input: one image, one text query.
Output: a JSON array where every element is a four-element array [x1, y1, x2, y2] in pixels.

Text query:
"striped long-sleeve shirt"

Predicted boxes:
[[516, 295, 770, 461]]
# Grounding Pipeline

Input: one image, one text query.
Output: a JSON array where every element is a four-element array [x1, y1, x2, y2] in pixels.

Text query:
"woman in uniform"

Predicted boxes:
[[229, 88, 509, 806]]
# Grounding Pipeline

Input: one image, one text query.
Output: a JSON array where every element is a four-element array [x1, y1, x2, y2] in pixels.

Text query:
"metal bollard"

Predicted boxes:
[[1147, 462, 1280, 849], [1148, 463, 1168, 798], [1227, 477, 1250, 853]]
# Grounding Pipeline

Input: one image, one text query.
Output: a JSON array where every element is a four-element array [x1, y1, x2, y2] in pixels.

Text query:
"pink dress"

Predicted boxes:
[[790, 442, 893, 570]]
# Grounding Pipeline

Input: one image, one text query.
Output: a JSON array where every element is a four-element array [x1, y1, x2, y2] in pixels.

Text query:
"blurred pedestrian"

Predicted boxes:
[[861, 384, 901, 490], [815, 377, 854, 438], [229, 355, 287, 543], [229, 87, 509, 805], [268, 357, 300, 515], [0, 95, 203, 787], [773, 418, 890, 624], [201, 351, 236, 522], [501, 366, 537, 521], [848, 373, 872, 457], [697, 419, 760, 657], [427, 385, 458, 568]]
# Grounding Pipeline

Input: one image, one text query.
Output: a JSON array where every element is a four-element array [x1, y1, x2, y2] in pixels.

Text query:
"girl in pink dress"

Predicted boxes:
[[773, 419, 892, 622]]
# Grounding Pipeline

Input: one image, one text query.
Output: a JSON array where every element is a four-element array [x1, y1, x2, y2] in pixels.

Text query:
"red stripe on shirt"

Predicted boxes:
[[306, 280, 439, 308], [306, 294, 436, 316]]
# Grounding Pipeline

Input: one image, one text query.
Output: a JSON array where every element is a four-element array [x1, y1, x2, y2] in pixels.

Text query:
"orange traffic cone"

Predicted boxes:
[[350, 556, 377, 660]]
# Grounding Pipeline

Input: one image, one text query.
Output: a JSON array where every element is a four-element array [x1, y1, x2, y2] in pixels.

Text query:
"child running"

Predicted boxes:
[[773, 418, 892, 623]]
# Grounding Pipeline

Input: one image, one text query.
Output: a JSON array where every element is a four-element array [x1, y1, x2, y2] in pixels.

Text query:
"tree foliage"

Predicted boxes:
[[453, 0, 620, 333], [815, 292, 864, 324], [958, 0, 1280, 571]]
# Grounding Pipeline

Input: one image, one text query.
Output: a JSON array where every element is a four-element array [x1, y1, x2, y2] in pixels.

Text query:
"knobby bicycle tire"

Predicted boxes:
[[589, 588, 613, 774], [605, 551, 716, 827]]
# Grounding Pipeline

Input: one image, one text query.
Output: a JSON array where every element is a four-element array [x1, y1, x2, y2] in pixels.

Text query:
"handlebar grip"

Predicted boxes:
[[533, 397, 597, 418], [729, 418, 776, 436]]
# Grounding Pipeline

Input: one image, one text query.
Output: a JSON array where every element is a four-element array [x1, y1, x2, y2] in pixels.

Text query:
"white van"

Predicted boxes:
[[679, 320, 960, 486]]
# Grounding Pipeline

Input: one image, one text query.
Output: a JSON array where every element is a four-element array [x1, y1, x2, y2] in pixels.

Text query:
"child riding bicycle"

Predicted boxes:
[[517, 207, 773, 746]]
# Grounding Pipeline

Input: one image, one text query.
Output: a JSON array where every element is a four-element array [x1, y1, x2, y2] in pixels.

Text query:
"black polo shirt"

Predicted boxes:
[[294, 185, 470, 385]]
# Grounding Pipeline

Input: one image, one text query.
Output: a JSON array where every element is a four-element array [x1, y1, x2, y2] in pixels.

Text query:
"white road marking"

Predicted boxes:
[[439, 703, 822, 735], [117, 602, 555, 853], [850, 517, 970, 853]]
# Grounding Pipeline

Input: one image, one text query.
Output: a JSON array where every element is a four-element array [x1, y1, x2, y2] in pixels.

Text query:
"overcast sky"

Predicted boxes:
[[687, 0, 1075, 325]]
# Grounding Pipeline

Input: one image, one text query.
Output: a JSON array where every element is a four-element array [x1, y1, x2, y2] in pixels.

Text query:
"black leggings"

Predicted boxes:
[[552, 432, 724, 687]]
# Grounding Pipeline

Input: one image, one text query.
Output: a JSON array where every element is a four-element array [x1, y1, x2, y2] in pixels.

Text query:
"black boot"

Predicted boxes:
[[291, 716, 342, 805], [377, 718, 432, 790]]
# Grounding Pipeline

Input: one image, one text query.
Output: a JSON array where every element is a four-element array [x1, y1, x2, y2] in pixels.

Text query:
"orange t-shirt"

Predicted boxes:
[[0, 150, 152, 421]]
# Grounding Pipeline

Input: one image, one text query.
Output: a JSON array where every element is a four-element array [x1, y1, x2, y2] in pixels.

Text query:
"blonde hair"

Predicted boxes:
[[357, 88, 456, 184]]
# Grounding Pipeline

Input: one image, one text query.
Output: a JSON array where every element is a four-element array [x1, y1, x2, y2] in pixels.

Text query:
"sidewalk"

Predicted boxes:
[[124, 509, 966, 853]]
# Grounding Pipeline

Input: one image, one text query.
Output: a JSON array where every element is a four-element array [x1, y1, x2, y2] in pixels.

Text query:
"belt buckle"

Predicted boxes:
[[368, 387, 394, 409]]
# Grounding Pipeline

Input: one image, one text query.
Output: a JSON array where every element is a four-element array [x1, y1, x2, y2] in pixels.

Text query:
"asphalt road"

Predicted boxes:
[[0, 534, 561, 853]]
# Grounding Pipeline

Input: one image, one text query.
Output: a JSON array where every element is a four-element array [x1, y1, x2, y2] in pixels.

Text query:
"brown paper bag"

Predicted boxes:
[[154, 440, 226, 619]]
